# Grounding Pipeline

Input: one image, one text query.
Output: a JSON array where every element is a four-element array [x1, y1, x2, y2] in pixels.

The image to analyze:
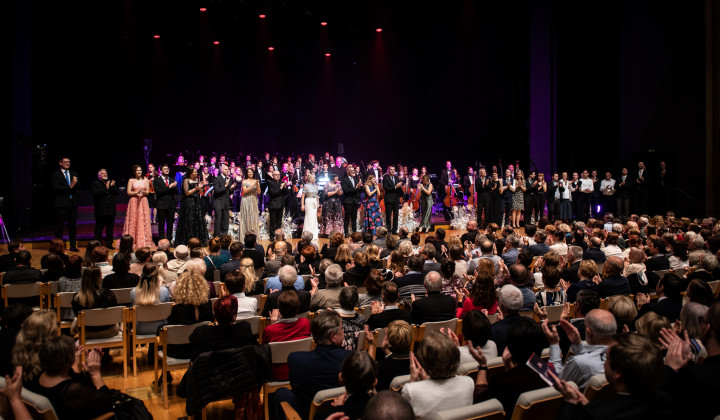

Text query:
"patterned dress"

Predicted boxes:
[[238, 180, 260, 243], [175, 180, 208, 246], [123, 178, 154, 249], [512, 181, 524, 210], [363, 185, 383, 234], [322, 182, 344, 235]]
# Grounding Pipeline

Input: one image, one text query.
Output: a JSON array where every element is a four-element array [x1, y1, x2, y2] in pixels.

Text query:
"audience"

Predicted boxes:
[[458, 259, 498, 317], [131, 263, 171, 335], [0, 238, 23, 272], [0, 304, 33, 376], [372, 320, 413, 390], [264, 254, 304, 293], [410, 272, 456, 325], [636, 273, 683, 322], [365, 282, 412, 330], [72, 266, 119, 338], [262, 290, 312, 380], [597, 256, 631, 298], [490, 285, 524, 353], [102, 252, 140, 289], [394, 254, 426, 303], [3, 250, 42, 285], [224, 271, 258, 318], [310, 264, 344, 311], [262, 265, 312, 316], [166, 269, 214, 359], [337, 286, 366, 350]]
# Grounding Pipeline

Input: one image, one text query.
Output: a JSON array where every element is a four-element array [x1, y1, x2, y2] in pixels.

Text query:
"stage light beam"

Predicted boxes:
[[153, 34, 160, 39], [321, 21, 327, 26], [268, 46, 275, 51], [325, 53, 331, 57], [213, 40, 220, 45]]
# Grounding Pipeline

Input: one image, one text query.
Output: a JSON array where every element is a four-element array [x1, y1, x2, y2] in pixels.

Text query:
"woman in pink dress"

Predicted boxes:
[[124, 165, 154, 249]]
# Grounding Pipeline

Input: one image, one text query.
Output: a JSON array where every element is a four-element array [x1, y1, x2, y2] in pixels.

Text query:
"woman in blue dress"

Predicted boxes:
[[363, 174, 383, 234]]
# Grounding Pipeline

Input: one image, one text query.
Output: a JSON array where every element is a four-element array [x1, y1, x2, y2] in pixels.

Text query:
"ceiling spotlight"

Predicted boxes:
[[199, 7, 207, 12], [321, 22, 327, 26], [259, 14, 266, 19], [153, 34, 160, 39], [213, 41, 220, 45], [325, 53, 331, 57], [268, 46, 275, 51], [376, 28, 382, 33]]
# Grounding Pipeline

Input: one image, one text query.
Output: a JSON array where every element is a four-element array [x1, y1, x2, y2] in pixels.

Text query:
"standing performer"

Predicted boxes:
[[510, 170, 526, 228], [341, 166, 363, 235], [90, 169, 119, 248], [301, 173, 320, 242], [51, 157, 80, 251], [362, 174, 383, 235], [616, 168, 631, 218], [238, 167, 261, 242], [321, 174, 344, 235], [124, 165, 154, 249], [533, 173, 547, 221], [213, 163, 237, 237], [146, 163, 157, 224], [476, 168, 491, 228], [524, 171, 538, 224], [418, 175, 434, 233], [382, 165, 404, 235], [153, 164, 177, 242], [440, 161, 454, 221], [175, 167, 207, 246], [499, 169, 514, 227], [267, 170, 288, 233], [489, 171, 502, 225]]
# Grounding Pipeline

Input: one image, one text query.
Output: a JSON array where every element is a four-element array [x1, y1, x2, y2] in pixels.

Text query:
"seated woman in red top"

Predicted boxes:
[[458, 261, 498, 318], [261, 290, 311, 380]]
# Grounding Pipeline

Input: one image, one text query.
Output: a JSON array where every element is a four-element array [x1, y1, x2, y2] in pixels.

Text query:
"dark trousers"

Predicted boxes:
[[343, 203, 359, 235], [269, 208, 283, 233], [385, 201, 400, 233], [477, 196, 491, 228], [156, 208, 175, 241], [579, 193, 592, 221], [635, 189, 650, 215], [501, 196, 513, 225], [54, 206, 78, 247], [94, 214, 115, 246], [548, 200, 559, 222], [214, 205, 229, 237], [616, 196, 630, 218], [524, 194, 534, 221], [489, 196, 502, 225], [533, 196, 545, 221]]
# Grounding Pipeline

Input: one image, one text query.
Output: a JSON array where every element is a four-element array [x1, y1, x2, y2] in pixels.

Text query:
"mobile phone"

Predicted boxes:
[[603, 222, 613, 232], [526, 352, 557, 386]]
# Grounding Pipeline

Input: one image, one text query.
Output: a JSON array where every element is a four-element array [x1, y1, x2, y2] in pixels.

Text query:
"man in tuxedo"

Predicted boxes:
[[463, 166, 477, 203], [340, 166, 363, 235], [440, 161, 455, 221], [634, 161, 650, 215], [615, 167, 632, 218], [303, 154, 317, 174], [500, 169, 514, 226], [90, 169, 119, 248], [267, 170, 288, 233], [368, 160, 382, 182], [410, 272, 456, 325], [212, 164, 237, 237], [382, 165, 404, 235], [153, 164, 177, 241], [475, 168, 492, 228], [51, 157, 80, 251]]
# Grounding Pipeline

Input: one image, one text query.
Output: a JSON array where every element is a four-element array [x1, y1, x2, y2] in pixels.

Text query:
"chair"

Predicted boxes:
[[308, 386, 346, 420], [458, 360, 481, 376], [131, 302, 173, 376], [652, 269, 670, 279], [418, 318, 459, 341], [356, 305, 372, 318], [155, 322, 209, 409], [246, 294, 267, 314], [672, 268, 686, 278], [543, 305, 565, 323], [301, 274, 311, 283], [2, 282, 44, 309], [255, 267, 265, 280], [598, 298, 609, 310], [213, 270, 221, 282], [509, 382, 577, 420], [54, 292, 76, 331], [212, 281, 225, 297], [485, 356, 506, 381], [356, 330, 366, 351], [431, 398, 505, 420], [368, 328, 387, 360], [708, 280, 720, 297], [78, 306, 128, 378], [596, 263, 605, 276], [584, 373, 614, 401], [111, 288, 134, 305], [44, 281, 58, 309], [262, 337, 314, 420], [389, 374, 411, 392], [487, 313, 499, 324], [518, 310, 536, 320], [239, 315, 265, 338]]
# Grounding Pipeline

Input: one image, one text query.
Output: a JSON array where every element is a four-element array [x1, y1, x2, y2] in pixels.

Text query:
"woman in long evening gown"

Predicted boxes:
[[301, 173, 320, 243], [418, 174, 434, 233], [175, 167, 208, 246], [124, 165, 154, 249], [321, 174, 344, 235], [238, 167, 261, 242], [363, 174, 383, 235]]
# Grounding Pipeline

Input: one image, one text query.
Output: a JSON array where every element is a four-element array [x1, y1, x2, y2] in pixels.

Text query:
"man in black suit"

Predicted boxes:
[[153, 164, 177, 241], [597, 257, 631, 298], [267, 169, 288, 233], [368, 161, 383, 183], [365, 282, 412, 330], [490, 284, 524, 353], [475, 168, 492, 228], [410, 272, 456, 325], [644, 237, 670, 272], [460, 220, 479, 246], [340, 166, 363, 236], [525, 229, 551, 257], [394, 254, 426, 303], [582, 237, 607, 265], [636, 273, 683, 322], [499, 169, 514, 226], [213, 163, 237, 237], [420, 243, 441, 276], [261, 268, 311, 317], [90, 169, 119, 248], [615, 167, 632, 218], [51, 157, 80, 251], [242, 233, 265, 269], [3, 250, 42, 284], [382, 165, 404, 235], [439, 161, 455, 221], [219, 242, 244, 281], [560, 245, 583, 284], [634, 161, 650, 215], [0, 239, 23, 273]]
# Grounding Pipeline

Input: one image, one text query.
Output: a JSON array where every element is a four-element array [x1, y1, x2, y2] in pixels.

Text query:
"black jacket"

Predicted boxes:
[[266, 179, 287, 210], [153, 175, 177, 210], [411, 292, 456, 325], [261, 286, 311, 317], [90, 180, 119, 216], [382, 174, 403, 204], [51, 169, 79, 208], [340, 176, 363, 205], [637, 297, 682, 322], [366, 308, 412, 331]]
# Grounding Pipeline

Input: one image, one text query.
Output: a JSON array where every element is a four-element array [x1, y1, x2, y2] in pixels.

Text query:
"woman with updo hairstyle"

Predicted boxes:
[[12, 310, 58, 382], [58, 255, 83, 292], [41, 238, 69, 269], [366, 244, 383, 270], [131, 263, 171, 335], [204, 237, 229, 280], [187, 295, 256, 360], [358, 269, 385, 307], [297, 245, 320, 275], [152, 251, 178, 289]]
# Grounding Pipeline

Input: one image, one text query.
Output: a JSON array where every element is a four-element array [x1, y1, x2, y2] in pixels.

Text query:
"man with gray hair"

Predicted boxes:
[[561, 245, 584, 284], [265, 240, 288, 277], [410, 271, 456, 325], [310, 264, 344, 311], [543, 309, 617, 389], [501, 234, 521, 265], [90, 168, 119, 248], [490, 284, 524, 352], [264, 260, 305, 294]]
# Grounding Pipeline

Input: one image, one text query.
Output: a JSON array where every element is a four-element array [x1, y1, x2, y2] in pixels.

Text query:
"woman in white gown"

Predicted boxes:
[[301, 173, 319, 243]]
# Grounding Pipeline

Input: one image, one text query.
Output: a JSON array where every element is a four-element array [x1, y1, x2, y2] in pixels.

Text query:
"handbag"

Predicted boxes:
[[107, 388, 153, 420]]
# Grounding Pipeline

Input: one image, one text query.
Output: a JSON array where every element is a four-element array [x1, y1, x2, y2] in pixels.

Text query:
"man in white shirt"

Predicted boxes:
[[578, 170, 594, 221], [600, 172, 616, 216], [559, 173, 573, 220]]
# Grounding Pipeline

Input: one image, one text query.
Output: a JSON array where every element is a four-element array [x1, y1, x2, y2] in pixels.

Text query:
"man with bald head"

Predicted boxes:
[[265, 240, 287, 278], [543, 309, 617, 389], [410, 271, 456, 325], [597, 256, 631, 298]]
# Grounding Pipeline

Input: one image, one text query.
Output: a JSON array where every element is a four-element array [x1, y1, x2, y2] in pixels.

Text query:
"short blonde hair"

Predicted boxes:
[[578, 260, 598, 280], [386, 320, 413, 353], [635, 311, 670, 345], [335, 244, 352, 263], [607, 295, 637, 326]]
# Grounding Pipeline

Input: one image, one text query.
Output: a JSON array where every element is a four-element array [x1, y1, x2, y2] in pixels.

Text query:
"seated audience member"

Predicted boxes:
[[242, 234, 265, 269], [685, 252, 717, 285], [644, 237, 671, 272], [297, 245, 320, 275], [597, 256, 631, 298], [0, 238, 23, 272], [274, 311, 352, 419], [114, 235, 135, 264], [310, 264, 344, 311], [344, 252, 372, 287], [236, 257, 264, 295], [166, 269, 214, 359], [635, 311, 671, 345], [338, 286, 366, 350], [262, 290, 312, 380], [184, 258, 217, 298], [686, 278, 715, 307], [607, 295, 637, 333], [459, 310, 498, 364], [501, 234, 521, 266], [42, 253, 64, 283], [365, 282, 412, 330], [0, 304, 33, 376], [11, 310, 58, 383], [401, 332, 474, 418], [624, 247, 656, 295], [544, 309, 616, 389], [557, 290, 600, 355], [668, 239, 688, 272], [531, 251, 561, 289], [41, 238, 70, 269], [439, 260, 463, 301], [565, 260, 600, 302], [560, 245, 583, 284], [394, 254, 426, 303], [152, 251, 179, 289], [318, 351, 377, 420], [526, 229, 550, 257], [129, 247, 152, 276], [489, 285, 524, 353], [102, 252, 140, 289], [371, 320, 413, 391], [358, 269, 385, 307], [131, 263, 171, 335], [30, 336, 117, 419], [157, 238, 174, 261], [92, 246, 113, 277], [556, 333, 672, 420], [320, 232, 343, 261], [363, 390, 415, 420], [367, 244, 385, 269], [224, 271, 258, 318], [679, 302, 710, 358], [471, 318, 550, 418], [262, 266, 312, 317], [602, 232, 623, 259], [264, 254, 303, 293], [411, 272, 456, 325], [449, 244, 468, 278], [187, 295, 256, 361], [549, 230, 568, 256], [167, 245, 191, 275], [420, 243, 442, 275], [458, 260, 498, 317], [219, 242, 244, 281], [72, 267, 119, 338], [636, 273, 683, 322], [2, 250, 42, 285], [58, 255, 83, 292], [265, 241, 289, 277], [582, 237, 607, 265], [508, 263, 534, 310], [535, 266, 567, 307]]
